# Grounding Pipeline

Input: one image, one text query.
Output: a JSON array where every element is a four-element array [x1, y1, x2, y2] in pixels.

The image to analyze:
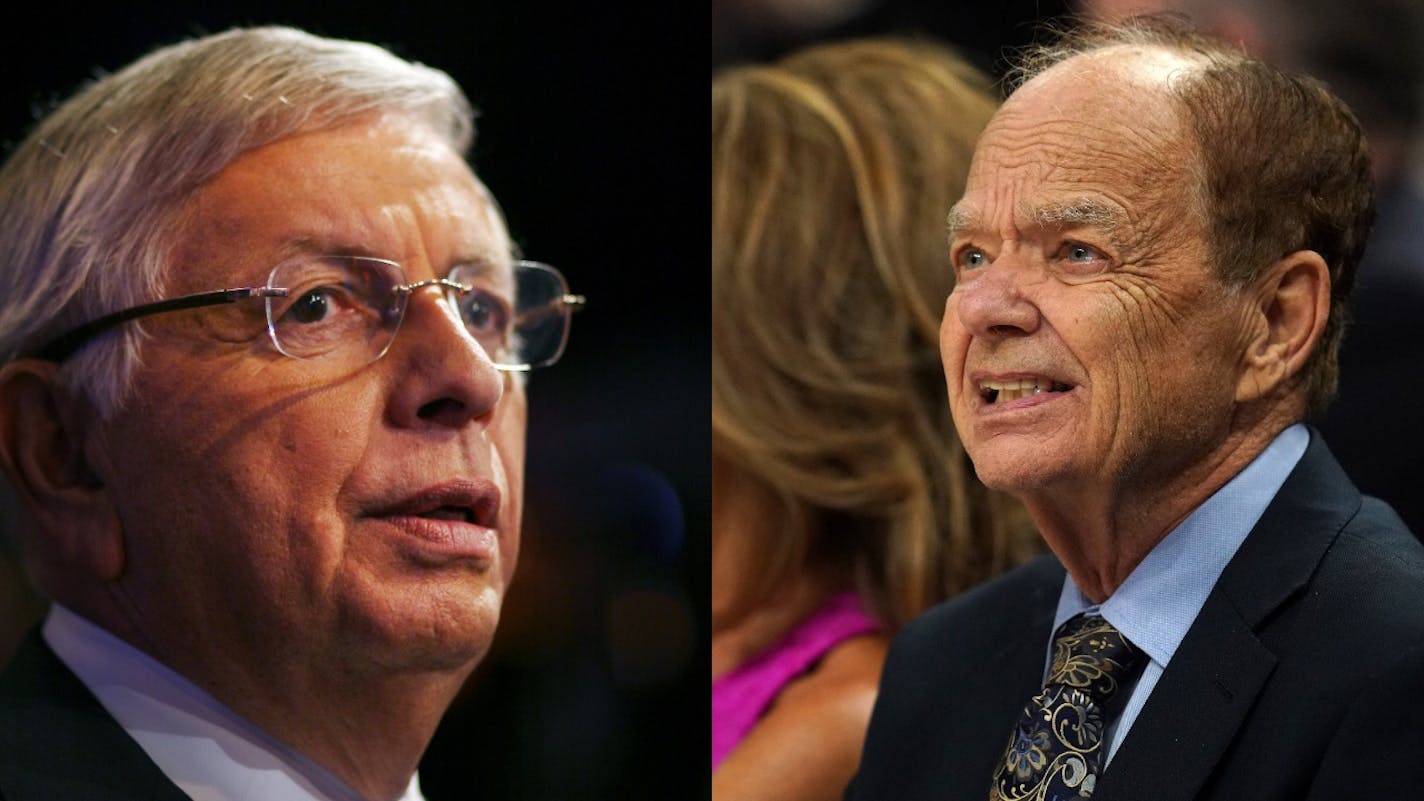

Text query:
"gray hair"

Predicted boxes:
[[0, 26, 476, 416]]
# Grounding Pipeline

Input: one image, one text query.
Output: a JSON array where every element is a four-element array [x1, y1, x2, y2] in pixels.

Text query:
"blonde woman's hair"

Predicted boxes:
[[712, 37, 1040, 632]]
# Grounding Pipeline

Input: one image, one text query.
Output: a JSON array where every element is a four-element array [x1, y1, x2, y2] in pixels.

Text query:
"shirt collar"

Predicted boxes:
[[43, 604, 426, 801], [1054, 423, 1310, 668]]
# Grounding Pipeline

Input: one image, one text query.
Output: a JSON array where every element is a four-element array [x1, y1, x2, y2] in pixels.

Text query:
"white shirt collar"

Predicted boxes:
[[42, 604, 427, 801]]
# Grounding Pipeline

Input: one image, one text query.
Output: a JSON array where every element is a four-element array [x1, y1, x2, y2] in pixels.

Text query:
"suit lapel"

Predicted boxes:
[[1094, 590, 1277, 801], [1095, 431, 1359, 801], [857, 555, 1063, 800], [984, 580, 1060, 724], [0, 628, 192, 801]]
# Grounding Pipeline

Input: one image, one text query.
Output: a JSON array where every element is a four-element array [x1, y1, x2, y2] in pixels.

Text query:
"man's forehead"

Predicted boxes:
[[168, 124, 514, 288], [1015, 43, 1205, 100], [950, 46, 1202, 237], [984, 52, 1194, 145], [979, 44, 1200, 152]]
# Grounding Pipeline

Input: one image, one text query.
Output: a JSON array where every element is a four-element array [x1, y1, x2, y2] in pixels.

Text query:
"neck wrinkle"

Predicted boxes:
[[1024, 405, 1299, 603]]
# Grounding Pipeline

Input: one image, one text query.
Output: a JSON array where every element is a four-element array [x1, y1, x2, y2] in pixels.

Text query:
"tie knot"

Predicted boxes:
[[1045, 613, 1142, 703]]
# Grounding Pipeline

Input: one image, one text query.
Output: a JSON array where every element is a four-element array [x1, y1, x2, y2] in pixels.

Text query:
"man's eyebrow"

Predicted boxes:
[[946, 199, 1129, 244], [945, 206, 980, 242], [945, 195, 1133, 253], [1026, 198, 1129, 240]]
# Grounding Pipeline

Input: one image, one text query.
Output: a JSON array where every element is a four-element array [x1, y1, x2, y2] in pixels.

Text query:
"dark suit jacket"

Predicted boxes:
[[848, 433, 1424, 800], [0, 628, 190, 801]]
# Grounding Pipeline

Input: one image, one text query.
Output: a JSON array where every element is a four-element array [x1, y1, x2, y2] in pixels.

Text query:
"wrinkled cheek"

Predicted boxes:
[[286, 506, 353, 605], [1080, 308, 1150, 451], [1104, 329, 1205, 469]]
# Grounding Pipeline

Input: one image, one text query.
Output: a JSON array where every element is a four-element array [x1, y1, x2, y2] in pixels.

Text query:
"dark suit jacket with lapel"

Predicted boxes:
[[0, 628, 191, 801], [847, 432, 1424, 800]]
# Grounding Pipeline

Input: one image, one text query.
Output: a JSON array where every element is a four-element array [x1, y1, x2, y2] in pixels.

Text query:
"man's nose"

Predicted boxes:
[[383, 285, 504, 430], [951, 256, 1042, 339]]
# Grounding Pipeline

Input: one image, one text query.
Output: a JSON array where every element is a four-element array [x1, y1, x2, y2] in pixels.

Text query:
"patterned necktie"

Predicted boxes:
[[989, 613, 1143, 801]]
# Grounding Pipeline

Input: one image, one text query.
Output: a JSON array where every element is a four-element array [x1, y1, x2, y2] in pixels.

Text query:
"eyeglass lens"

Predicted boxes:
[[263, 256, 572, 370]]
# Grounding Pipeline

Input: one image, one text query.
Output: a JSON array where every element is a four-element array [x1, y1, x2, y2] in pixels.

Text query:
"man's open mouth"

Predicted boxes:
[[978, 378, 1073, 404], [415, 506, 478, 524], [371, 480, 501, 529]]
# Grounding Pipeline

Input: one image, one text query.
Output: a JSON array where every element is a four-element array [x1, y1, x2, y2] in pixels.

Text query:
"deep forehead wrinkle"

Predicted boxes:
[[947, 196, 1129, 245]]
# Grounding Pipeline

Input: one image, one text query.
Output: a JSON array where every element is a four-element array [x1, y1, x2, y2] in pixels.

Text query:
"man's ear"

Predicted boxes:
[[1235, 250, 1331, 403], [0, 360, 123, 582]]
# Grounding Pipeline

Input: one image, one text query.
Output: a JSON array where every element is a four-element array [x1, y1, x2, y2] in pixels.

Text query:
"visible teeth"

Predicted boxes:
[[980, 378, 1065, 403]]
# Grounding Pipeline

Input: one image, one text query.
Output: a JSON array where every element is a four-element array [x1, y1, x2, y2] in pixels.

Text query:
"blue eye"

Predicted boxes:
[[1059, 242, 1107, 266], [958, 247, 988, 270]]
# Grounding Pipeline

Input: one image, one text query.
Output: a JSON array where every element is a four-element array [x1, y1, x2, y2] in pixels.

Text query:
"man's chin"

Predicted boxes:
[[969, 452, 1076, 498], [342, 584, 504, 673]]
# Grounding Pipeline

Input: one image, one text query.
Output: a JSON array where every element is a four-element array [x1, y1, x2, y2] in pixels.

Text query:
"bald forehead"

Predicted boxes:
[[1017, 43, 1206, 99], [977, 43, 1206, 174], [951, 44, 1207, 245]]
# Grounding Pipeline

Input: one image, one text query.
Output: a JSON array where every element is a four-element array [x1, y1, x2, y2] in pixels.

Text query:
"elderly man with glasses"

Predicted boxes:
[[0, 26, 581, 801]]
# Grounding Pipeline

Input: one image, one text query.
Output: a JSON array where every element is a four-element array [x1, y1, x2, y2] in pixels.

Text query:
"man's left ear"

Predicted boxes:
[[1235, 249, 1331, 403]]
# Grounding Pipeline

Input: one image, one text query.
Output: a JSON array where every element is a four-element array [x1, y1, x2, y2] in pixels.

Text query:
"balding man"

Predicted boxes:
[[848, 15, 1424, 801]]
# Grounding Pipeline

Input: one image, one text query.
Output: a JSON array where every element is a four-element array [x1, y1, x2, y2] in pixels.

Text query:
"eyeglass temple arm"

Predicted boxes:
[[38, 286, 289, 362], [511, 294, 586, 328]]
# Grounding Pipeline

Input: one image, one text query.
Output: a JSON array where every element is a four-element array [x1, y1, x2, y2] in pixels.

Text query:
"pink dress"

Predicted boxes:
[[711, 592, 880, 768]]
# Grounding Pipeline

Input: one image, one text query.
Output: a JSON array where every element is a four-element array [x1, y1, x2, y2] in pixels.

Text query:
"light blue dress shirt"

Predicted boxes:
[[43, 604, 428, 801], [1050, 423, 1309, 764]]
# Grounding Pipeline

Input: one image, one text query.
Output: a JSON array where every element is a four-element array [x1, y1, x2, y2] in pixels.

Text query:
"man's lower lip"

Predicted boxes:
[[375, 515, 498, 562]]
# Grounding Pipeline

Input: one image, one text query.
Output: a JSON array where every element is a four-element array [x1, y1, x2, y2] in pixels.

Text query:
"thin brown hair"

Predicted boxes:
[[712, 38, 1040, 632]]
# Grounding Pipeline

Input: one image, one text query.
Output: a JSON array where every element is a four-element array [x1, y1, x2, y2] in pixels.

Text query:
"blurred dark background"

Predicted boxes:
[[715, 0, 1074, 80], [0, 3, 707, 800]]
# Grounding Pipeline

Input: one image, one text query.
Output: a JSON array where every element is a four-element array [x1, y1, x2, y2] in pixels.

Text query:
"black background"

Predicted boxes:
[[0, 3, 709, 799]]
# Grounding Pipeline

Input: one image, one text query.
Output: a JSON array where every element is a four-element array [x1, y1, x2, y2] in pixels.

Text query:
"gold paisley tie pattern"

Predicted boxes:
[[989, 613, 1142, 801]]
